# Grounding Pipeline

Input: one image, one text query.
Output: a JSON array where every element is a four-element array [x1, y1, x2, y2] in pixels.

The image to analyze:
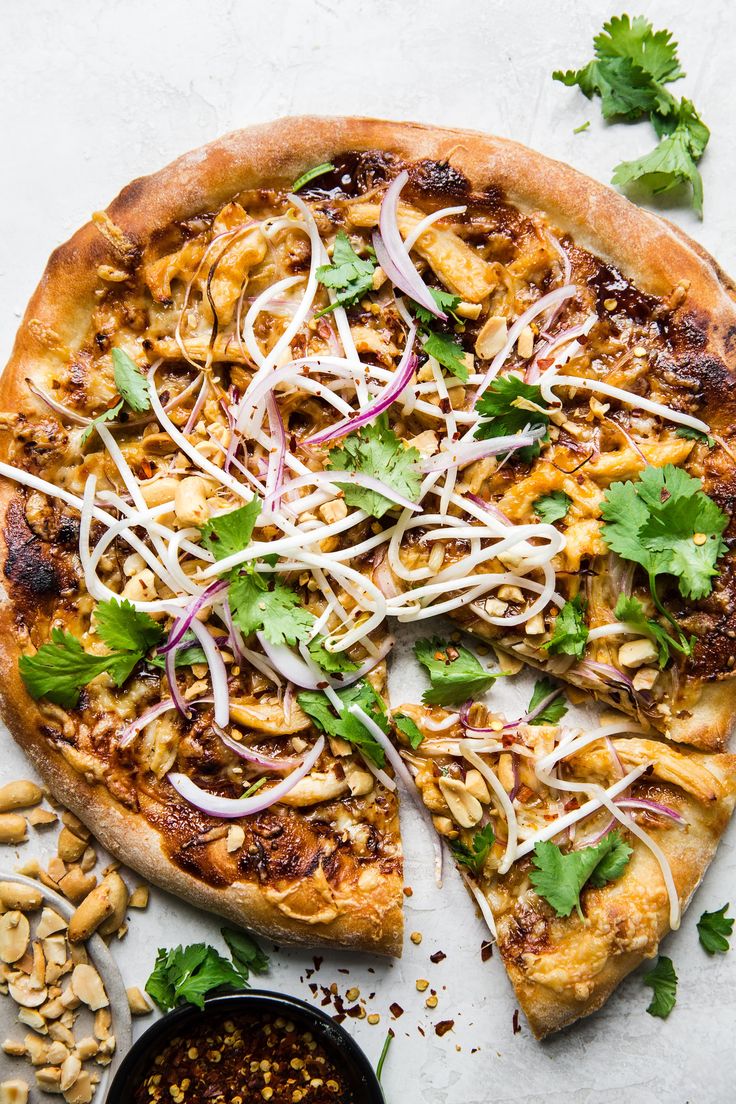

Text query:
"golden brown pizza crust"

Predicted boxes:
[[2, 117, 736, 972]]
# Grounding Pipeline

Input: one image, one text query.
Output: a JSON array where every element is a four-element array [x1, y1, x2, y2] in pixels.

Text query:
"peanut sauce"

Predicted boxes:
[[132, 1013, 354, 1104]]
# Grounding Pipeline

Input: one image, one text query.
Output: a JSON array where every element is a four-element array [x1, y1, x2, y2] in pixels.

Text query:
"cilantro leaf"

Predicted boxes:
[[414, 637, 498, 706], [527, 678, 568, 725], [315, 231, 375, 316], [80, 400, 124, 446], [614, 594, 693, 666], [450, 823, 495, 875], [594, 14, 684, 84], [533, 491, 572, 525], [292, 162, 335, 192], [19, 626, 144, 707], [543, 595, 588, 660], [147, 639, 208, 670], [201, 501, 260, 563], [643, 955, 677, 1018], [229, 571, 314, 646], [697, 903, 734, 955], [601, 464, 728, 602], [412, 288, 462, 325], [421, 330, 469, 381], [145, 943, 247, 1012], [475, 374, 550, 460], [676, 426, 715, 449], [554, 56, 668, 121], [221, 927, 269, 977], [112, 348, 151, 413], [297, 680, 388, 767], [326, 414, 420, 519], [306, 638, 358, 675], [530, 831, 632, 918], [613, 99, 709, 217], [393, 712, 424, 749], [94, 599, 164, 654]]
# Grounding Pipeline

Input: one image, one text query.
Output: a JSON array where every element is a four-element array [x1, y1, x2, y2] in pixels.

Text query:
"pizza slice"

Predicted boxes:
[[393, 665, 736, 1036]]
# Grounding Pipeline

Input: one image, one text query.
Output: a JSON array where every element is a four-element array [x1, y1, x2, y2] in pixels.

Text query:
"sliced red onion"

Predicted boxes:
[[256, 633, 323, 691], [525, 321, 591, 383], [27, 379, 92, 425], [265, 392, 286, 506], [166, 639, 190, 718], [270, 469, 420, 514], [167, 735, 325, 819], [465, 494, 511, 524], [118, 696, 214, 748], [575, 815, 617, 848], [159, 580, 229, 655], [303, 331, 417, 447], [349, 704, 443, 886], [616, 798, 685, 824], [376, 170, 445, 319], [603, 735, 625, 779], [188, 617, 230, 727], [508, 753, 521, 802], [183, 374, 209, 434], [372, 547, 401, 599], [213, 724, 301, 771], [575, 659, 635, 692], [420, 428, 544, 473]]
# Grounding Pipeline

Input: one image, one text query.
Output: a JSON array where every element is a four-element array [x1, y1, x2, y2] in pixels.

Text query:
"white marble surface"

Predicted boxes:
[[1, 1, 736, 1100]]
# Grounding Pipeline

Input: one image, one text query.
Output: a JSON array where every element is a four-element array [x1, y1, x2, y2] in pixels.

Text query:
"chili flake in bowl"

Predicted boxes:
[[107, 992, 384, 1104]]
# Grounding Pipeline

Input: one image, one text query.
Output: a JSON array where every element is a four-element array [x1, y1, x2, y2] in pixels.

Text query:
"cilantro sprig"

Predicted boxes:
[[533, 491, 572, 525], [414, 638, 499, 706], [543, 594, 588, 660], [315, 231, 375, 316], [600, 465, 728, 649], [474, 375, 551, 461], [297, 681, 389, 767], [413, 289, 469, 381], [697, 903, 734, 954], [530, 831, 633, 918], [553, 14, 709, 214], [643, 955, 677, 1018], [450, 823, 495, 875], [326, 414, 421, 519], [614, 594, 693, 666], [82, 347, 151, 445], [145, 928, 268, 1012], [527, 678, 568, 725], [392, 712, 424, 749], [19, 600, 164, 707]]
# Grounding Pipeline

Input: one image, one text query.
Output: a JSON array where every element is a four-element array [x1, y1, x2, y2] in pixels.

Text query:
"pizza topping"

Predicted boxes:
[[414, 638, 499, 705], [529, 830, 632, 918], [542, 594, 589, 659], [292, 161, 335, 193], [374, 170, 447, 319], [146, 931, 268, 1011], [325, 415, 421, 519]]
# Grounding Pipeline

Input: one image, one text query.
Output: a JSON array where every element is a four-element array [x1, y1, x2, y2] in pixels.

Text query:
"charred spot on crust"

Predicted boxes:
[[3, 498, 76, 599], [668, 310, 710, 352], [408, 158, 470, 200], [501, 899, 552, 965]]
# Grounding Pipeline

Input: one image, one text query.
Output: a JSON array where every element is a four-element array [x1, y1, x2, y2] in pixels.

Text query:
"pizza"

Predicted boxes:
[[1, 116, 735, 1036]]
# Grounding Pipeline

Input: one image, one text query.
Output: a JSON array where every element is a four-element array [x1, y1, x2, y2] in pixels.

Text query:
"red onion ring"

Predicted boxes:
[[167, 735, 325, 819], [265, 392, 286, 507], [615, 797, 685, 824], [376, 171, 446, 319], [159, 580, 229, 655], [420, 430, 542, 473], [118, 696, 214, 748]]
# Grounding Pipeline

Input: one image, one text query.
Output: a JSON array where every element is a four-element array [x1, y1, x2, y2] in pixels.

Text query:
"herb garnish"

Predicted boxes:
[[19, 599, 164, 707], [315, 231, 375, 316], [297, 680, 389, 767], [112, 348, 151, 413], [643, 955, 677, 1018], [533, 491, 572, 525], [474, 375, 550, 461], [697, 903, 734, 954], [554, 14, 709, 214], [292, 162, 335, 193], [543, 594, 588, 660], [527, 678, 568, 725], [450, 823, 495, 875], [393, 712, 424, 749], [414, 638, 499, 706], [530, 831, 633, 918], [413, 289, 469, 381], [145, 929, 269, 1012], [326, 414, 421, 519]]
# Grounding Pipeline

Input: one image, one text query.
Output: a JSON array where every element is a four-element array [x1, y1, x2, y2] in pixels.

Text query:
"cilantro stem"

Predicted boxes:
[[376, 1029, 394, 1083], [647, 573, 693, 656]]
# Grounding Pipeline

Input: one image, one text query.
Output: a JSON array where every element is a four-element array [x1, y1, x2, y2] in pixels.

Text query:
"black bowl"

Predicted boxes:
[[105, 990, 385, 1103]]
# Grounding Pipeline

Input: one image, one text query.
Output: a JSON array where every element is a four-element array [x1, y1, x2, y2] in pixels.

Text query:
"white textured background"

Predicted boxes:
[[1, 2, 736, 1101]]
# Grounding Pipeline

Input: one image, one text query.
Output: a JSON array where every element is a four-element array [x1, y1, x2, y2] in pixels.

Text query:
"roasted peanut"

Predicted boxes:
[[58, 869, 97, 906], [63, 1070, 93, 1103], [57, 829, 86, 864], [174, 475, 211, 526], [0, 1080, 29, 1104], [70, 964, 108, 1011], [0, 815, 27, 844], [0, 883, 42, 912], [128, 885, 149, 909], [126, 986, 152, 1015], [36, 909, 67, 940], [0, 912, 30, 964], [67, 880, 114, 943], [97, 873, 129, 937], [0, 782, 43, 813], [59, 1054, 81, 1093]]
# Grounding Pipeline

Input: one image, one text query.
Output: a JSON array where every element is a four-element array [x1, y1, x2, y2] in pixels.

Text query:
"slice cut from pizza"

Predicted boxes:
[[393, 678, 736, 1037]]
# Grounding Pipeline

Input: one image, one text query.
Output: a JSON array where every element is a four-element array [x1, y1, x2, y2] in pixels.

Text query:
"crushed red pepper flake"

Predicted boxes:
[[512, 1009, 521, 1035], [133, 1013, 352, 1103], [434, 1020, 455, 1038], [480, 941, 493, 962], [389, 1003, 404, 1019], [429, 951, 446, 964]]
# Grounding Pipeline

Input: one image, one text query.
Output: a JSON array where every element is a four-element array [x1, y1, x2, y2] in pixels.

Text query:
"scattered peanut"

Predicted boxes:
[[71, 964, 108, 1011], [128, 885, 149, 909], [0, 1081, 29, 1104], [126, 986, 153, 1015], [0, 883, 42, 912], [0, 912, 31, 964], [59, 869, 97, 906], [0, 814, 27, 844], [57, 829, 87, 864], [0, 782, 43, 813]]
